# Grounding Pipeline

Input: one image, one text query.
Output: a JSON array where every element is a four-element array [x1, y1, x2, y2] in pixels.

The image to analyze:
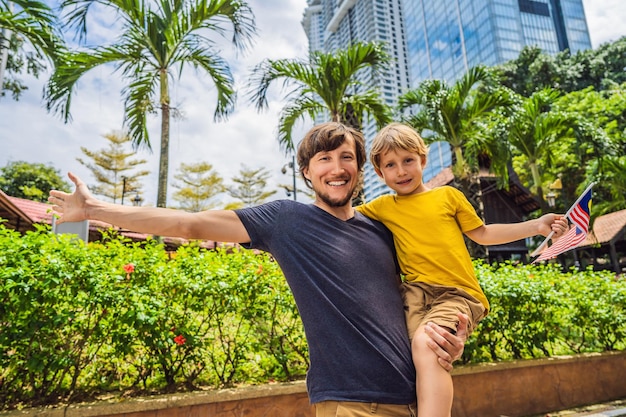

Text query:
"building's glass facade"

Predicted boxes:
[[302, 0, 591, 200], [403, 0, 591, 86]]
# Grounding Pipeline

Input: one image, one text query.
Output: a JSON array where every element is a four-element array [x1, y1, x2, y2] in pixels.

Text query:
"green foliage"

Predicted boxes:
[[1, 31, 47, 100], [495, 38, 626, 97], [1, 228, 624, 410], [464, 261, 626, 363], [0, 0, 67, 100], [0, 160, 71, 201], [44, 0, 256, 208], [0, 226, 307, 409]]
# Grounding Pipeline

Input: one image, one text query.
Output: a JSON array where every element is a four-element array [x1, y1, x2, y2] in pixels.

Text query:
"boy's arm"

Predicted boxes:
[[464, 214, 567, 246], [49, 172, 251, 243]]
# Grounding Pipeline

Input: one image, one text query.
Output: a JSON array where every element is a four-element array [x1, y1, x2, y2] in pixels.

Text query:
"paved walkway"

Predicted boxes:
[[524, 400, 626, 417]]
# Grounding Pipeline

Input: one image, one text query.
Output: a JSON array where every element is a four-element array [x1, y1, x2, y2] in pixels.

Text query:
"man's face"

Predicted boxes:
[[302, 136, 359, 210]]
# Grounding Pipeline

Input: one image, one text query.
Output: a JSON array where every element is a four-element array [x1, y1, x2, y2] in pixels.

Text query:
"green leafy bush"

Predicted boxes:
[[0, 225, 624, 409]]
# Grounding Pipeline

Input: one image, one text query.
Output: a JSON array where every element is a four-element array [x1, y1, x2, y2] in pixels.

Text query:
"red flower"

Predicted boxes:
[[174, 335, 186, 346], [123, 263, 135, 274]]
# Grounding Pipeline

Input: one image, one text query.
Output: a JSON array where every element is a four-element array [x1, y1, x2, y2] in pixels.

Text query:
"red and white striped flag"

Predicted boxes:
[[533, 184, 593, 262]]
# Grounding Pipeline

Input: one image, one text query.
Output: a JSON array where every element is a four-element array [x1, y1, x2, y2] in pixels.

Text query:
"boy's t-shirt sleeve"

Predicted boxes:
[[354, 198, 383, 221], [449, 187, 484, 232]]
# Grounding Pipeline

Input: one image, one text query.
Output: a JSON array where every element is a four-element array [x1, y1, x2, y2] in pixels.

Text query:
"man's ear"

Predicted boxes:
[[302, 167, 311, 180]]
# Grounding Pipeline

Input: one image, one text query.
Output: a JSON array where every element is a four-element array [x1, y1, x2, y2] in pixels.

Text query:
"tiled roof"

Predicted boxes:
[[425, 167, 455, 188], [7, 195, 54, 224]]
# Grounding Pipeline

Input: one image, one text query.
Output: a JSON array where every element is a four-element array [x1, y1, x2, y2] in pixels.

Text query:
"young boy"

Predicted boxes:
[[356, 123, 567, 417]]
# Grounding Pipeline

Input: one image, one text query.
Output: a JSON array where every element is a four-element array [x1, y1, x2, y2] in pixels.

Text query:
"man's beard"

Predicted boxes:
[[315, 186, 355, 208]]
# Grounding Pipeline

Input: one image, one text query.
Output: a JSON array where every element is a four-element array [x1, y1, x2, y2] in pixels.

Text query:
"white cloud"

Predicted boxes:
[[582, 0, 626, 47]]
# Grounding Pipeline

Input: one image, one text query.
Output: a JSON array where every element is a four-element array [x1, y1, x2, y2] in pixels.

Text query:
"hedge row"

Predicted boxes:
[[1, 224, 624, 409]]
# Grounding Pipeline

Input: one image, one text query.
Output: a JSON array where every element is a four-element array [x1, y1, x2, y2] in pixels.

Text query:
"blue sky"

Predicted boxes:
[[0, 0, 624, 207]]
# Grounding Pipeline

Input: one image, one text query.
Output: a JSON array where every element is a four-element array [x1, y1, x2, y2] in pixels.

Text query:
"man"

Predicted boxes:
[[50, 122, 467, 417]]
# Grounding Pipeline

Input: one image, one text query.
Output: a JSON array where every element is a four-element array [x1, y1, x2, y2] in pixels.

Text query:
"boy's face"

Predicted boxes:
[[376, 148, 428, 196]]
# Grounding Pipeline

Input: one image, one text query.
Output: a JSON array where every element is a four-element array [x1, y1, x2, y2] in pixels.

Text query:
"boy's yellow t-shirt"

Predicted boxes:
[[356, 186, 488, 309]]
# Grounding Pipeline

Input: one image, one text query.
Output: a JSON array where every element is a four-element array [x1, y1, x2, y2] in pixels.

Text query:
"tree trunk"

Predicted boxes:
[[157, 71, 170, 208]]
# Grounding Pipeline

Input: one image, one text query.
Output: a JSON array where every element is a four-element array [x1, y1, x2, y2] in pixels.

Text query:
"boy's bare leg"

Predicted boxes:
[[413, 324, 453, 417]]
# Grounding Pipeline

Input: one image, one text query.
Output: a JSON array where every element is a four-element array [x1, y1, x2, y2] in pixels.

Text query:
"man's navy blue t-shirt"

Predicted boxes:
[[236, 200, 415, 404]]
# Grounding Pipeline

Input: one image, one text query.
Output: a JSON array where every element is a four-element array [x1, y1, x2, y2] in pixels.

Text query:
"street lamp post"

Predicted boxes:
[[281, 155, 297, 201], [121, 176, 127, 205]]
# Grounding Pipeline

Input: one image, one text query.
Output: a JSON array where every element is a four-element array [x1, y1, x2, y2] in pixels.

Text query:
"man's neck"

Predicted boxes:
[[313, 201, 355, 221]]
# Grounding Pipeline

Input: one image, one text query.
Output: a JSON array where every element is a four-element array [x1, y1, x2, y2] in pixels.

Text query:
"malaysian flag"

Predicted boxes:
[[533, 184, 593, 262]]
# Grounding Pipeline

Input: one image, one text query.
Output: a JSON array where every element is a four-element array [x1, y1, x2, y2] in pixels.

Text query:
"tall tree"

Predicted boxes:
[[77, 130, 149, 204], [507, 88, 572, 211], [496, 38, 626, 97], [0, 160, 70, 201], [0, 0, 66, 100], [226, 165, 276, 207], [44, 0, 255, 208], [594, 155, 626, 215], [171, 161, 223, 212], [248, 41, 392, 152]]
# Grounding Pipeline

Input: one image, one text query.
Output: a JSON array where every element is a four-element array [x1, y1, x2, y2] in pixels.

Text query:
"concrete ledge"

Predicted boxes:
[[1, 381, 312, 417], [452, 351, 626, 417], [2, 352, 625, 417]]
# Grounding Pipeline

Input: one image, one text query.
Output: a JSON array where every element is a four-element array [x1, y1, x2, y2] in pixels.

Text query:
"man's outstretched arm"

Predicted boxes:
[[49, 172, 250, 243]]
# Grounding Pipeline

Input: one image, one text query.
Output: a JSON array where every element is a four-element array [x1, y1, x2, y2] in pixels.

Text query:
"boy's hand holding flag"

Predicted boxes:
[[532, 183, 593, 263]]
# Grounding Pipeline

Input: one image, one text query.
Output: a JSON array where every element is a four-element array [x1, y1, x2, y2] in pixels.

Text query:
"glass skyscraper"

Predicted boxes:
[[403, 0, 591, 85], [302, 0, 592, 200]]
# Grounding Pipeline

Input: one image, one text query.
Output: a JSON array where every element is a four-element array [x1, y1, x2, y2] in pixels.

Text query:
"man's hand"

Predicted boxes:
[[424, 312, 469, 372], [48, 172, 91, 224]]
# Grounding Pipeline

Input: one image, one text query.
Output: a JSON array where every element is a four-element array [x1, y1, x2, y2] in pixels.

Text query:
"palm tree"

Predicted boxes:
[[507, 88, 571, 210], [0, 0, 66, 98], [248, 41, 393, 152], [398, 65, 512, 181], [44, 0, 255, 208]]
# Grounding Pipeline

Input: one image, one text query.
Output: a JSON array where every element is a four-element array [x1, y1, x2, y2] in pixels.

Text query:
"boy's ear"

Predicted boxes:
[[421, 155, 428, 167], [374, 168, 384, 178]]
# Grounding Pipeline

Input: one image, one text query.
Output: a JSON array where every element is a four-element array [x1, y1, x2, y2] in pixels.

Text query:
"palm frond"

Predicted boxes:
[[277, 97, 327, 153]]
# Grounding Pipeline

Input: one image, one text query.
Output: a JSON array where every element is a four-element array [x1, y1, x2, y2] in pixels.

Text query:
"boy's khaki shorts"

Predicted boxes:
[[401, 281, 487, 339], [315, 400, 417, 417]]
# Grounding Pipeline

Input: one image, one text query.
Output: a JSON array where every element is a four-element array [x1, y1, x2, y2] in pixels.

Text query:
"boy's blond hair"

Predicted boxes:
[[370, 123, 429, 171]]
